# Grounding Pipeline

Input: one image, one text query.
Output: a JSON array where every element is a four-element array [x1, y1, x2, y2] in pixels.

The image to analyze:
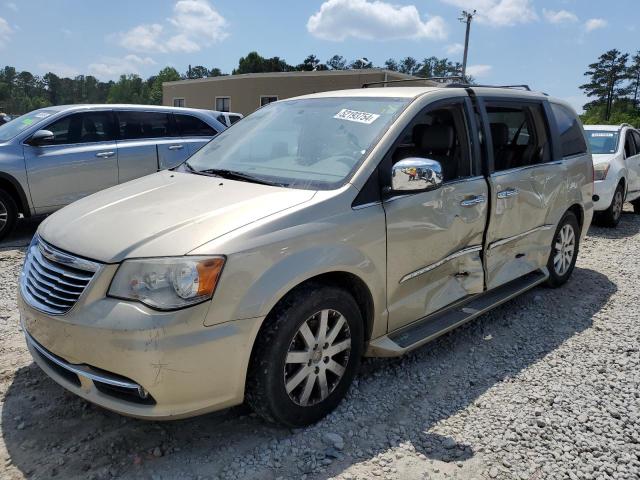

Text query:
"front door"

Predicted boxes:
[[482, 99, 564, 289], [626, 130, 640, 199], [384, 98, 488, 332], [24, 111, 118, 211]]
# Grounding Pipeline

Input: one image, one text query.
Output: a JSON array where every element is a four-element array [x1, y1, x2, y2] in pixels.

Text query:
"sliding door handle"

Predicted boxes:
[[168, 144, 184, 150], [460, 194, 486, 207], [497, 188, 519, 199], [95, 151, 115, 158]]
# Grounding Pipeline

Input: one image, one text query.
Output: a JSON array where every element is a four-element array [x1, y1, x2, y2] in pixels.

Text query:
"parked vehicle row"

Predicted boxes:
[[584, 123, 640, 226], [17, 84, 594, 426], [0, 105, 227, 239]]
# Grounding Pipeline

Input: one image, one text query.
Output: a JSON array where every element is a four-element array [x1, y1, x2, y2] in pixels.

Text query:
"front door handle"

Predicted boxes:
[[95, 151, 115, 158], [168, 144, 184, 150], [460, 194, 486, 207], [497, 188, 519, 199]]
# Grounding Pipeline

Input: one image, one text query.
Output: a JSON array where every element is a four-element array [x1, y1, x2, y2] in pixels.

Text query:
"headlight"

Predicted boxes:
[[108, 256, 225, 310], [593, 163, 610, 181]]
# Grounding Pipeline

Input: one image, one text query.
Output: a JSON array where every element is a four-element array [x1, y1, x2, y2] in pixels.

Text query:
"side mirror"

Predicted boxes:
[[391, 158, 443, 193], [28, 130, 54, 146]]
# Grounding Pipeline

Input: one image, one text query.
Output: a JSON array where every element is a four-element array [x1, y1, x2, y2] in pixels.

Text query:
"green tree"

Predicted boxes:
[[350, 58, 372, 69], [627, 52, 640, 109], [296, 54, 327, 71], [234, 51, 294, 74], [384, 59, 399, 71], [149, 67, 181, 104], [187, 65, 210, 79], [581, 49, 630, 121], [398, 57, 420, 75], [107, 75, 151, 104], [326, 55, 347, 70]]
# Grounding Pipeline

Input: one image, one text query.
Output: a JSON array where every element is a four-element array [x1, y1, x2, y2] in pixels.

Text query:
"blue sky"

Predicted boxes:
[[0, 0, 635, 111]]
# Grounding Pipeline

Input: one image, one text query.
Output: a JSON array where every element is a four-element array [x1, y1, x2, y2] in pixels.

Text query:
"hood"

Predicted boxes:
[[39, 170, 316, 263]]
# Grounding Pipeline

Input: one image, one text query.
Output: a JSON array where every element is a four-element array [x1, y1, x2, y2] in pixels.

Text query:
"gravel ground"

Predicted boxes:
[[0, 210, 638, 480]]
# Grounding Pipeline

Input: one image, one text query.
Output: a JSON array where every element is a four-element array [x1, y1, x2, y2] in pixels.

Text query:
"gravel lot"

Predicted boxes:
[[0, 211, 638, 480]]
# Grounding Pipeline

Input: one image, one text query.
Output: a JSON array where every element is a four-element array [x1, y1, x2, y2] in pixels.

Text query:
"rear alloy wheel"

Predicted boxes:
[[596, 183, 624, 228], [246, 285, 363, 427], [546, 211, 580, 288], [0, 189, 18, 241]]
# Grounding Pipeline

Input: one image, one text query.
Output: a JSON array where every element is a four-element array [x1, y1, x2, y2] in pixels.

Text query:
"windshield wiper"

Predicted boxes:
[[198, 168, 287, 187]]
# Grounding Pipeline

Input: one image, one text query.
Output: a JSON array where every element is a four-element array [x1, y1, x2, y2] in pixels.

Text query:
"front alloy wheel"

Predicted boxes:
[[284, 309, 351, 407], [246, 285, 363, 427]]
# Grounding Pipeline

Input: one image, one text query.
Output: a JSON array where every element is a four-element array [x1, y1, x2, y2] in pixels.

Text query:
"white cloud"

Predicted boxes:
[[0, 16, 12, 47], [118, 23, 166, 53], [39, 62, 80, 78], [446, 42, 464, 54], [307, 0, 447, 41], [88, 55, 156, 79], [441, 0, 537, 27], [466, 64, 492, 77], [116, 0, 227, 54], [169, 0, 228, 43], [585, 18, 607, 32], [4, 2, 17, 12], [543, 9, 577, 24]]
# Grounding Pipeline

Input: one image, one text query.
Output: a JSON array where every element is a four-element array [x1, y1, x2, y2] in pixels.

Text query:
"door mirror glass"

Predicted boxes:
[[28, 130, 55, 146], [391, 158, 443, 192]]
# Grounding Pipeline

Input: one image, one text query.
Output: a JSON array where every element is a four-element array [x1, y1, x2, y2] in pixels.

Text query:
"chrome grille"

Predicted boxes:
[[20, 237, 100, 315]]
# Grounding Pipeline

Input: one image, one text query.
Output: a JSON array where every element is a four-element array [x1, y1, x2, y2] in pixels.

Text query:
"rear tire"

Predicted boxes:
[[595, 183, 624, 227], [246, 284, 363, 427], [0, 189, 18, 241], [545, 211, 580, 288]]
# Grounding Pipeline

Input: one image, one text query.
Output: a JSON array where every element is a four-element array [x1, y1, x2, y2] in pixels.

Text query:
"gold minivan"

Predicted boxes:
[[18, 85, 593, 426]]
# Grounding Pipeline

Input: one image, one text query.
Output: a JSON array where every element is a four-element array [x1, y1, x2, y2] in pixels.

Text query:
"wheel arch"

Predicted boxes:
[[0, 172, 31, 217]]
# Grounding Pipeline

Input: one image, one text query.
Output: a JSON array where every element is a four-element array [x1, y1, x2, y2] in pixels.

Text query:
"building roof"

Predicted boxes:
[[162, 69, 416, 86]]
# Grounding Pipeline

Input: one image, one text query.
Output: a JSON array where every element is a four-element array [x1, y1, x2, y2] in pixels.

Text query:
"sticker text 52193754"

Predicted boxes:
[[334, 109, 380, 125]]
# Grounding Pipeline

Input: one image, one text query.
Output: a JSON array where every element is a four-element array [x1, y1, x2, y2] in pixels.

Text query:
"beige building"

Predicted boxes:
[[162, 69, 429, 116]]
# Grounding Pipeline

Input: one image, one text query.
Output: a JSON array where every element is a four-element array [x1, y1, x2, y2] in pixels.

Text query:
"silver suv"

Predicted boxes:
[[18, 86, 593, 427], [0, 104, 226, 239]]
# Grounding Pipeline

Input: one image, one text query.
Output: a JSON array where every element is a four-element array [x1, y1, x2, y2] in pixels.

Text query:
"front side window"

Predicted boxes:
[[118, 111, 177, 140], [184, 97, 410, 190], [550, 103, 588, 157], [390, 102, 473, 182], [175, 114, 217, 137], [215, 97, 230, 112], [0, 109, 58, 142], [624, 130, 636, 158], [42, 111, 116, 145], [586, 130, 619, 154], [486, 102, 551, 171]]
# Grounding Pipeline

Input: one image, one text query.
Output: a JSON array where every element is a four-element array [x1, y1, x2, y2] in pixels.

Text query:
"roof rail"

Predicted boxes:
[[620, 123, 632, 128], [446, 83, 532, 91], [361, 76, 464, 88]]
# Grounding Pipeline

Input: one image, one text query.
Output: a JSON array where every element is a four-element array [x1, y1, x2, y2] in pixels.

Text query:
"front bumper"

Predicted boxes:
[[18, 290, 263, 420], [593, 178, 616, 211]]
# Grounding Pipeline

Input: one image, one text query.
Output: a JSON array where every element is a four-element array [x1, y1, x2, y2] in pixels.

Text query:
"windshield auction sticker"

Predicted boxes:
[[334, 109, 380, 124], [590, 132, 615, 137]]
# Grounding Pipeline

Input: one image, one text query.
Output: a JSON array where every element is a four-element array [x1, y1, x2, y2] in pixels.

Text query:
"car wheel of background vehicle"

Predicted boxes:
[[596, 183, 624, 228], [0, 189, 18, 241], [246, 284, 364, 427], [545, 211, 580, 288]]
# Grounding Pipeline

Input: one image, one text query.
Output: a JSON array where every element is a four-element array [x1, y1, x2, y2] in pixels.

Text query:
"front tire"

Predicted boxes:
[[0, 189, 18, 241], [596, 183, 624, 227], [545, 211, 580, 288], [246, 284, 363, 427]]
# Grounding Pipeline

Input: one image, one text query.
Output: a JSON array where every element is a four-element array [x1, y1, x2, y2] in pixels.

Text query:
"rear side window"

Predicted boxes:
[[229, 114, 242, 125], [486, 102, 551, 171], [44, 112, 116, 145], [550, 103, 587, 158], [117, 111, 177, 140], [175, 114, 217, 137]]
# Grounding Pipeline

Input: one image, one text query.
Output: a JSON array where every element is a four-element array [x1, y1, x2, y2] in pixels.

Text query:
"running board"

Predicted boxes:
[[367, 269, 548, 357]]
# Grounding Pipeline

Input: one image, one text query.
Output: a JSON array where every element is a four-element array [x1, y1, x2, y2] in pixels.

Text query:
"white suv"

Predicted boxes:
[[584, 124, 640, 226]]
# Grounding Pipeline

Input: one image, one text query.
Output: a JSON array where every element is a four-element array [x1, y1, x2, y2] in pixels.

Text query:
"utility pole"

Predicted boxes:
[[459, 10, 476, 82]]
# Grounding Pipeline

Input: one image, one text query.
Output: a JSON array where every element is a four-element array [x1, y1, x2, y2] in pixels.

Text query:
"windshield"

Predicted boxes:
[[0, 108, 59, 142], [586, 130, 619, 155], [183, 97, 410, 189]]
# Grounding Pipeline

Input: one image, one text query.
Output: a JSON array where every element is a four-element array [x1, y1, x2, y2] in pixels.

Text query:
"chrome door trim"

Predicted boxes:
[[400, 245, 482, 284], [491, 160, 564, 177], [488, 224, 554, 250]]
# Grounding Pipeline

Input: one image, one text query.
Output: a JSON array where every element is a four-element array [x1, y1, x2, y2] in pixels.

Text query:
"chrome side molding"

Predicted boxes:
[[400, 245, 482, 284]]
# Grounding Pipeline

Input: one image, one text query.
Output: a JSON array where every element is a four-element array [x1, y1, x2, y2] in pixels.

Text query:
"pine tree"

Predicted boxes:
[[580, 49, 630, 121]]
